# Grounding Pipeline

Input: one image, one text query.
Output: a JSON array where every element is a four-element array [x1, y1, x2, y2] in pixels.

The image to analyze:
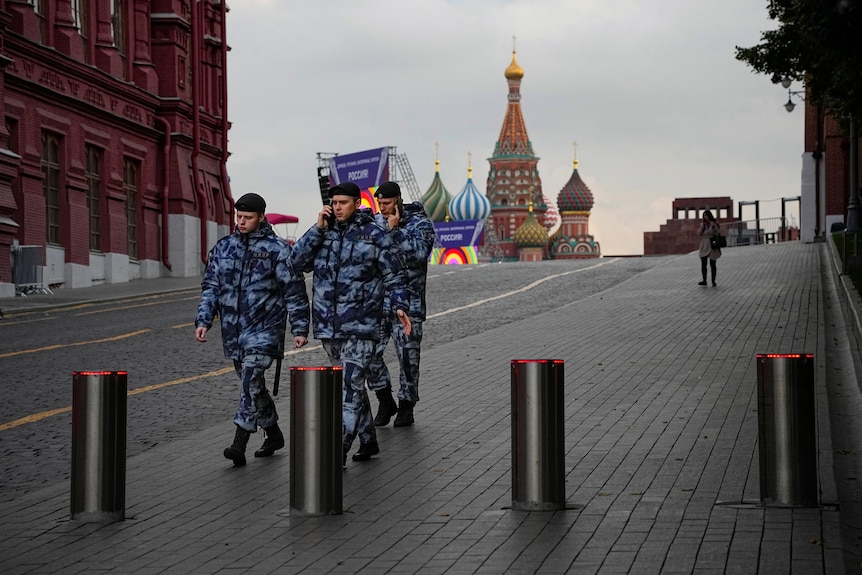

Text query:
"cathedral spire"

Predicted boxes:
[[493, 44, 534, 159]]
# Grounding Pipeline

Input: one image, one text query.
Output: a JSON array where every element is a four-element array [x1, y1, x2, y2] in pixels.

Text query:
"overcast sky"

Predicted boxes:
[[225, 0, 804, 256]]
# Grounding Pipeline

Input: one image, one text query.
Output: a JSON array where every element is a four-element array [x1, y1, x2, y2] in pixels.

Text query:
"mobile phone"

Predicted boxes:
[[323, 199, 336, 227]]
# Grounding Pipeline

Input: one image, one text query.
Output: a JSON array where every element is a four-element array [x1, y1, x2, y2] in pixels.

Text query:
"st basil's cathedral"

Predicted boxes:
[[422, 48, 601, 263]]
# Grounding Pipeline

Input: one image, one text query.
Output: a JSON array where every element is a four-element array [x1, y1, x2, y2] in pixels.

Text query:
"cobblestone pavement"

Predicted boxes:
[[1, 242, 860, 574], [0, 257, 661, 502]]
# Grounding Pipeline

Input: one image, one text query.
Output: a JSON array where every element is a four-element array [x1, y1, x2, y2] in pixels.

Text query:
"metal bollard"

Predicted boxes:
[[289, 366, 343, 515], [70, 371, 127, 522], [756, 353, 818, 507], [511, 359, 566, 511]]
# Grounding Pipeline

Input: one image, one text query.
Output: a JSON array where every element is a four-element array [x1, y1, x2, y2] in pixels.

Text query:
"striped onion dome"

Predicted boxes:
[[514, 202, 548, 248], [421, 158, 453, 223], [448, 165, 491, 221], [543, 194, 561, 236], [557, 157, 594, 212]]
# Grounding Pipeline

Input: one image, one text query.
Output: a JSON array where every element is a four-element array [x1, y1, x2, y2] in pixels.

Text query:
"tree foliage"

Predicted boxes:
[[735, 0, 862, 125]]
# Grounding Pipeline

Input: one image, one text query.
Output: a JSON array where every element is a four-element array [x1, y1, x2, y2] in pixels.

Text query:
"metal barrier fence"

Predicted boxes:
[[12, 245, 52, 296], [718, 217, 798, 247]]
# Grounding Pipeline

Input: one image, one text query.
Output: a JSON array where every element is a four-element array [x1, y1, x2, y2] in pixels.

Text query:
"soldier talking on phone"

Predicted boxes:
[[291, 182, 413, 465]]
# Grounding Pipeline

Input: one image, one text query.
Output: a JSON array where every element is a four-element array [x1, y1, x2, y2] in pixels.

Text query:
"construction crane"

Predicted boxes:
[[387, 146, 423, 204]]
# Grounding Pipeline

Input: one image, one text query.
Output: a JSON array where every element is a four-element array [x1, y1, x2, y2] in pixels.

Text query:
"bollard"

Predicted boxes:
[[756, 353, 818, 507], [70, 371, 127, 522], [289, 366, 343, 515], [511, 359, 566, 511]]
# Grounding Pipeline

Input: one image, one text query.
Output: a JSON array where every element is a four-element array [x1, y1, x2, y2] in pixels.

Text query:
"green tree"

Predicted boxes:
[[735, 0, 862, 125]]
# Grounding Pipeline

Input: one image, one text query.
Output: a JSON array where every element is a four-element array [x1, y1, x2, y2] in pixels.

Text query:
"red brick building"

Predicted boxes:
[[800, 101, 862, 241], [0, 0, 231, 297], [643, 197, 734, 255]]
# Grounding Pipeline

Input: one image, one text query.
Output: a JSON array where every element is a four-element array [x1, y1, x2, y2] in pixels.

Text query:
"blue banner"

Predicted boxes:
[[433, 220, 485, 248], [328, 147, 389, 190]]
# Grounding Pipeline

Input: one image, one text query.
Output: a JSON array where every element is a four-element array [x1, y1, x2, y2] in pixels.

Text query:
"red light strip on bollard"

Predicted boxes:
[[289, 366, 343, 371], [756, 354, 813, 359], [511, 359, 564, 365], [72, 371, 128, 376]]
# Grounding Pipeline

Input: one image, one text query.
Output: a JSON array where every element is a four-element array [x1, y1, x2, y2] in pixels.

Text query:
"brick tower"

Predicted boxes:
[[485, 46, 548, 262]]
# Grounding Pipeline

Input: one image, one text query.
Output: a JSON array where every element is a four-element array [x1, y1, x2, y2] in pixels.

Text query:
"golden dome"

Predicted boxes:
[[505, 50, 524, 80], [514, 202, 548, 248]]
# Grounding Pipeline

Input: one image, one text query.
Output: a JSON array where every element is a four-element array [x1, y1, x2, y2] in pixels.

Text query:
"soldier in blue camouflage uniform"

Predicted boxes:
[[195, 193, 310, 467], [366, 182, 436, 427], [291, 182, 412, 465]]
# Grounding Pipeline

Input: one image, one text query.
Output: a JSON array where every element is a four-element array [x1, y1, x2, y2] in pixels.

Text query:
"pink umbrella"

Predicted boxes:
[[266, 213, 299, 225]]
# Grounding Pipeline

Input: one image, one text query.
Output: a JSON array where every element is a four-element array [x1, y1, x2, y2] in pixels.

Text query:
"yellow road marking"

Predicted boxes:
[[0, 406, 73, 432], [0, 329, 151, 359], [128, 367, 234, 396], [0, 260, 619, 432], [72, 296, 199, 317], [0, 345, 325, 432]]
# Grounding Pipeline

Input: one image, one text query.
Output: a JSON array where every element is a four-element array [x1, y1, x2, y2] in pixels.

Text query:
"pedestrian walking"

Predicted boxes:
[[367, 181, 436, 427], [290, 181, 412, 466], [195, 193, 310, 467], [697, 209, 722, 287]]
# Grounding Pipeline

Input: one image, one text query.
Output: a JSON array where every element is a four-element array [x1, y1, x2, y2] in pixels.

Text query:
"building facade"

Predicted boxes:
[[0, 0, 231, 297], [799, 102, 862, 241], [643, 197, 734, 255]]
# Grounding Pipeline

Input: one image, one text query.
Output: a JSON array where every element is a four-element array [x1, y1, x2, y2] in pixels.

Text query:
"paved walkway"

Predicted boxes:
[[1, 241, 860, 574]]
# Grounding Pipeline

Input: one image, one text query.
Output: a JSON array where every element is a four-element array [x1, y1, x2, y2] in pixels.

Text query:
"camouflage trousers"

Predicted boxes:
[[231, 353, 277, 432], [322, 337, 377, 450], [367, 319, 423, 403]]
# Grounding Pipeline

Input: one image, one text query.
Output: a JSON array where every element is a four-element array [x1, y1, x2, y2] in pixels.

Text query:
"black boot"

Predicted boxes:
[[351, 440, 380, 461], [224, 425, 250, 466], [373, 390, 398, 427], [254, 423, 285, 457], [393, 400, 415, 427]]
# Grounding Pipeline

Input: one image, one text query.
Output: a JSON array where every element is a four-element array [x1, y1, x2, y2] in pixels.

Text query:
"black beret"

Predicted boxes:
[[374, 181, 401, 199], [234, 193, 266, 214], [329, 182, 361, 199]]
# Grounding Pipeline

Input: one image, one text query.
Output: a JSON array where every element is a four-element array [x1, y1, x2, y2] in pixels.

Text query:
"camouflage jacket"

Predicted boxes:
[[291, 208, 410, 340], [374, 202, 436, 320], [196, 220, 310, 360]]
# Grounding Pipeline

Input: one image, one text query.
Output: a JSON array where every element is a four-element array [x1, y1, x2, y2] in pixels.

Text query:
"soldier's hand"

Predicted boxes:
[[396, 309, 412, 337], [317, 206, 333, 229], [195, 326, 208, 342], [293, 335, 308, 349]]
